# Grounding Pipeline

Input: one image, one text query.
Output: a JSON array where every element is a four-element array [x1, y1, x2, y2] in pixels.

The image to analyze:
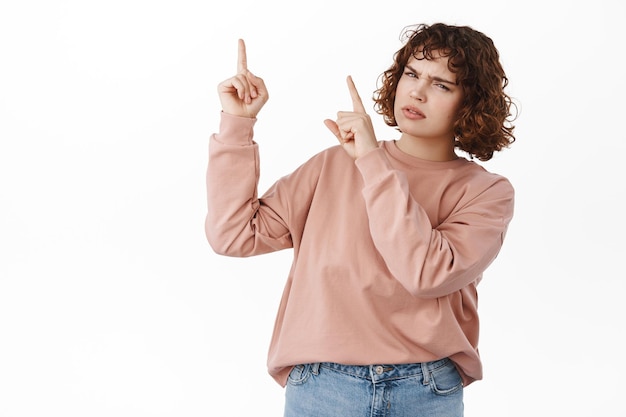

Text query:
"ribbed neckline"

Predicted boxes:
[[382, 140, 469, 170]]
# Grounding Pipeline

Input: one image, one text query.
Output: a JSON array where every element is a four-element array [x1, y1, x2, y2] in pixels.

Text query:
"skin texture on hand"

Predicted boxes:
[[323, 76, 378, 159], [217, 39, 377, 158], [217, 39, 269, 118]]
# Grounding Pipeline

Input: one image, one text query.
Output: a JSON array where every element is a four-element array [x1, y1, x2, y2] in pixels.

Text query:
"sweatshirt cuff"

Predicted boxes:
[[354, 147, 393, 185], [215, 111, 258, 146]]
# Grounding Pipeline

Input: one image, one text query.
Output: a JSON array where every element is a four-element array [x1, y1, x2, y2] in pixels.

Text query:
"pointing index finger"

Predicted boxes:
[[237, 38, 247, 73], [347, 75, 366, 113]]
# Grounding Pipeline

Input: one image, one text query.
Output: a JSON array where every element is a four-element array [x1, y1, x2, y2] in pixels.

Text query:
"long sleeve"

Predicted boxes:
[[205, 112, 293, 256], [355, 147, 514, 299]]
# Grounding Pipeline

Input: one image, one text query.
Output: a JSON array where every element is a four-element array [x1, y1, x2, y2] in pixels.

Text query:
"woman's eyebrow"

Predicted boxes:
[[405, 64, 457, 85]]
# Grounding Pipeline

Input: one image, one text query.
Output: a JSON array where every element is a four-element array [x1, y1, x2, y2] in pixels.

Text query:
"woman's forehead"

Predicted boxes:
[[407, 54, 451, 70], [405, 54, 458, 84]]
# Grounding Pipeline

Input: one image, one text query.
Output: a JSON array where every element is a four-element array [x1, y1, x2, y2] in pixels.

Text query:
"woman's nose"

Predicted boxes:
[[409, 83, 425, 101]]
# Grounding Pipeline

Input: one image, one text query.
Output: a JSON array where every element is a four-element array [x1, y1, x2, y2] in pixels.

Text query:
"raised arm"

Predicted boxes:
[[206, 39, 293, 257]]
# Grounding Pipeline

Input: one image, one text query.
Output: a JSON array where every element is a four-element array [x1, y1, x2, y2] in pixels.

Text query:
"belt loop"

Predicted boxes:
[[311, 363, 320, 375], [421, 362, 430, 386]]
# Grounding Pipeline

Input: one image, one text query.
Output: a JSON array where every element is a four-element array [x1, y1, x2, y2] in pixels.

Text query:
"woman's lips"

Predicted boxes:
[[402, 106, 425, 120]]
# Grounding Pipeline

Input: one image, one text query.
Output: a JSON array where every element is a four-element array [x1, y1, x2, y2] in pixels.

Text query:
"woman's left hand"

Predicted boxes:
[[324, 76, 378, 159]]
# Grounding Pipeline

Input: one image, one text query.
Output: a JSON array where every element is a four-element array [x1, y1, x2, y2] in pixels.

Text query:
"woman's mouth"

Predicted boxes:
[[402, 106, 425, 120]]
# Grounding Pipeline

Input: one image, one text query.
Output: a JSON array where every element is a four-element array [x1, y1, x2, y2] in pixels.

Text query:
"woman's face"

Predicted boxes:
[[393, 52, 464, 145]]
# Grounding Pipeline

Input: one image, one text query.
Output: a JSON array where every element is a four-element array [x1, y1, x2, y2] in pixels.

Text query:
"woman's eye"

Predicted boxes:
[[435, 83, 450, 91], [405, 71, 417, 78]]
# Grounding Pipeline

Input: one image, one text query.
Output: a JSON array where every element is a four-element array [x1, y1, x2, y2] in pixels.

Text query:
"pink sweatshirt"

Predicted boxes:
[[206, 112, 514, 387]]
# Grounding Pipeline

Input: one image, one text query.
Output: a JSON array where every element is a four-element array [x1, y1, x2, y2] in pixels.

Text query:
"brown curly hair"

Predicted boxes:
[[374, 23, 516, 161]]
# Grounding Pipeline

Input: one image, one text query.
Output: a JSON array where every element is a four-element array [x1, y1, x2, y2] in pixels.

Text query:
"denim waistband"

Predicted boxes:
[[317, 358, 451, 383]]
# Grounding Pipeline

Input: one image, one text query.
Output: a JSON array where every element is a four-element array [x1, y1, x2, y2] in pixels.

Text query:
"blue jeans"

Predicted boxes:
[[284, 359, 464, 417]]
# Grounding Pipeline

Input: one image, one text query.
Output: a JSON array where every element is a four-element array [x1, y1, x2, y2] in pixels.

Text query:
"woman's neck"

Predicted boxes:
[[395, 135, 458, 161]]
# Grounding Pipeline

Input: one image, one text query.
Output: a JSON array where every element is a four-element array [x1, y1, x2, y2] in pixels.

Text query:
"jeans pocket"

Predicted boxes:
[[287, 364, 313, 386], [429, 360, 463, 396]]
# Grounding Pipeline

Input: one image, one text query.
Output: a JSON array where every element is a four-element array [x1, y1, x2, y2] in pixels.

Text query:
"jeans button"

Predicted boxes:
[[375, 365, 383, 375]]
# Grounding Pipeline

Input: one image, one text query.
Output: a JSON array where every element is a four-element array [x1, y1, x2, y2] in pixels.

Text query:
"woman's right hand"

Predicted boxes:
[[217, 39, 268, 118]]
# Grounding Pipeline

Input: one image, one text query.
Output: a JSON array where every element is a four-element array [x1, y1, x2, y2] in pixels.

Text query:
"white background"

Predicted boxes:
[[1, 0, 625, 416]]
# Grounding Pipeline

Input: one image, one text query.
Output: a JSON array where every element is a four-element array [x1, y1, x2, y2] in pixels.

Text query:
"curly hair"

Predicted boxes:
[[373, 23, 516, 161]]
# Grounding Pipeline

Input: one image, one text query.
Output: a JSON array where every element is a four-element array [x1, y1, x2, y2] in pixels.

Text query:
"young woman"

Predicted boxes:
[[206, 23, 516, 417]]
